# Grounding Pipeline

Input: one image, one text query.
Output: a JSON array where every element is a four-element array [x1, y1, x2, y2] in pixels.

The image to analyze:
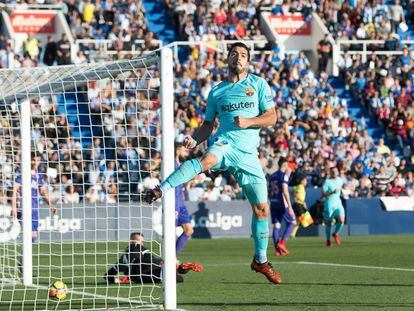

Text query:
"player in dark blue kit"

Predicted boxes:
[[174, 143, 203, 272], [174, 143, 194, 255], [12, 155, 56, 242], [268, 158, 296, 256]]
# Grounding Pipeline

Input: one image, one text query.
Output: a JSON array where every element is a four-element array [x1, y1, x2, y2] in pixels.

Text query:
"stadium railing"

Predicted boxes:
[[0, 2, 62, 10], [333, 39, 414, 76], [163, 40, 269, 60], [75, 39, 164, 57], [74, 39, 270, 62]]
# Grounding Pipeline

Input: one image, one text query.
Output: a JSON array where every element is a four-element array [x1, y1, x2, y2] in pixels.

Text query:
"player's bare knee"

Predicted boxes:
[[253, 203, 269, 219], [183, 224, 194, 236], [200, 153, 218, 171], [274, 222, 281, 229]]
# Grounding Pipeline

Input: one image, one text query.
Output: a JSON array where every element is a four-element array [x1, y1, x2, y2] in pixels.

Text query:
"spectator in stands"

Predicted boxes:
[[1, 46, 14, 69], [43, 36, 57, 66], [56, 34, 71, 65], [390, 0, 405, 33], [392, 119, 408, 149], [376, 138, 391, 155], [3, 0, 412, 203], [64, 185, 80, 204], [23, 34, 41, 61]]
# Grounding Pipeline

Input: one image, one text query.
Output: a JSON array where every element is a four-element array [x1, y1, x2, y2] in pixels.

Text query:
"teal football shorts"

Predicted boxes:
[[207, 138, 268, 204], [323, 206, 345, 221]]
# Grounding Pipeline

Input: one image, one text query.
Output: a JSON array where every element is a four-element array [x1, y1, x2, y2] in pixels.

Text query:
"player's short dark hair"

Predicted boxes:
[[278, 157, 288, 168], [227, 42, 250, 61], [130, 232, 143, 240]]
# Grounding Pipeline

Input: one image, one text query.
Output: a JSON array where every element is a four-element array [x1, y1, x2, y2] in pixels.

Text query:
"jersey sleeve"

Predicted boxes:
[[204, 89, 217, 122], [258, 78, 274, 111], [282, 173, 289, 184]]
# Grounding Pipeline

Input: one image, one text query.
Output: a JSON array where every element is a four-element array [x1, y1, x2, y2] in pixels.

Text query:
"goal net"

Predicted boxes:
[[0, 49, 176, 310]]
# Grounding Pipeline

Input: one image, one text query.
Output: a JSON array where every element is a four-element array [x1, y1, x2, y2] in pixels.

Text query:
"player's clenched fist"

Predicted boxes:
[[234, 116, 251, 128], [183, 135, 197, 149]]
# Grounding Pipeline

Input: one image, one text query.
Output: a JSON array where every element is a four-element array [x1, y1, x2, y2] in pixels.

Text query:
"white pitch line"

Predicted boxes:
[[296, 261, 414, 272], [207, 261, 414, 272], [1, 278, 159, 307]]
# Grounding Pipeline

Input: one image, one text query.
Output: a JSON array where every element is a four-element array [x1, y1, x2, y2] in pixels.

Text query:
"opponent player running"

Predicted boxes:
[[145, 42, 281, 284], [268, 158, 296, 256], [322, 167, 345, 247]]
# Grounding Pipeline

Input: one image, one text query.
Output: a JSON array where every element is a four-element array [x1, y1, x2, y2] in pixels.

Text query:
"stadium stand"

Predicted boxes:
[[0, 0, 413, 202]]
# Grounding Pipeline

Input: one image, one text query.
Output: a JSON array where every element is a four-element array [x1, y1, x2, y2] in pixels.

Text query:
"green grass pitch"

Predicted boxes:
[[1, 235, 413, 310]]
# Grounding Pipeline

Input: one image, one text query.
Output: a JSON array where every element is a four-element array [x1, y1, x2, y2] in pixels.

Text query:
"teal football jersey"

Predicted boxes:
[[205, 74, 274, 154], [323, 178, 344, 209]]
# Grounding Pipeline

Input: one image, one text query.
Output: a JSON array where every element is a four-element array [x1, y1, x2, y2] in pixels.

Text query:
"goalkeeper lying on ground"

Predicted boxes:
[[104, 232, 202, 284]]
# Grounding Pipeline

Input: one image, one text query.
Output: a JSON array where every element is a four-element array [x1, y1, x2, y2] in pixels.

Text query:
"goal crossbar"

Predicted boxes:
[[0, 54, 159, 106]]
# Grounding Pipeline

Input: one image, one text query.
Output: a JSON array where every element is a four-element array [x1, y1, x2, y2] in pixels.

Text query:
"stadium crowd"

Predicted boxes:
[[171, 47, 413, 200], [0, 0, 159, 68], [316, 0, 414, 41], [338, 49, 414, 152], [0, 0, 413, 205]]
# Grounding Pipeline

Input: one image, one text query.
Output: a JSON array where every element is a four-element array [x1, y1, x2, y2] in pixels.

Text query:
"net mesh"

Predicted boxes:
[[0, 54, 165, 310]]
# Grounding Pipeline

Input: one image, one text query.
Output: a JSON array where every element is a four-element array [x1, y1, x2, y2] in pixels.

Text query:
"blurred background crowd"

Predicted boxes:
[[0, 0, 413, 205]]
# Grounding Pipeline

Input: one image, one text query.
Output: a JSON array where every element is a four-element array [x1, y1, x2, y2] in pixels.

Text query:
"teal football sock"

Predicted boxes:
[[251, 216, 269, 264], [325, 224, 332, 240], [160, 159, 202, 193], [334, 222, 344, 235]]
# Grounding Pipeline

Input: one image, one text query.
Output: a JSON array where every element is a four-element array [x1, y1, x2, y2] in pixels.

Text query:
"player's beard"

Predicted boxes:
[[229, 63, 247, 75]]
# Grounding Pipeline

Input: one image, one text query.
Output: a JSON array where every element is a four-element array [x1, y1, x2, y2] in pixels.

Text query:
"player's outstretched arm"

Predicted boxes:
[[184, 121, 214, 149], [234, 107, 276, 129]]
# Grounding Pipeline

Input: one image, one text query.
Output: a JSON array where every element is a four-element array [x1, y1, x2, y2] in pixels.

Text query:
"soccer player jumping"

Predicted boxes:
[[145, 42, 282, 284]]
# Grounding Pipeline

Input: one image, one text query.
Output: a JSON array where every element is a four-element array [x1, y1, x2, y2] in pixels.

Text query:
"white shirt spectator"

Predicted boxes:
[[183, 1, 197, 15], [86, 185, 102, 203], [202, 186, 220, 201], [64, 187, 80, 204], [188, 187, 204, 202], [74, 52, 88, 65]]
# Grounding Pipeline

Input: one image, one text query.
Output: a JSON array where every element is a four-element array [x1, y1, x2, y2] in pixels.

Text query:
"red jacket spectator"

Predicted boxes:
[[393, 120, 408, 139], [214, 8, 227, 25]]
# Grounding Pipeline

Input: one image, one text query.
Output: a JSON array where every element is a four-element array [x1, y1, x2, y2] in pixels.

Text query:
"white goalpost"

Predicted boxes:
[[0, 48, 176, 310]]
